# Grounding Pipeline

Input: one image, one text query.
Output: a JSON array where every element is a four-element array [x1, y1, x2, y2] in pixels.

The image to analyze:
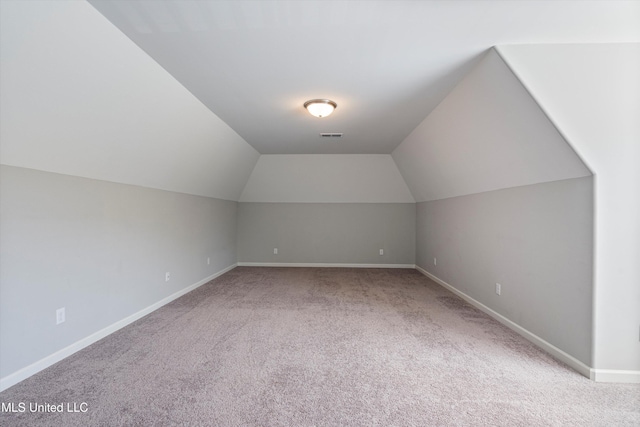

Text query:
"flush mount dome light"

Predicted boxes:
[[304, 99, 337, 118]]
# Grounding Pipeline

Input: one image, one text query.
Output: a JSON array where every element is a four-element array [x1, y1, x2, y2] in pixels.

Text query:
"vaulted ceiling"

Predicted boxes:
[[2, 1, 639, 201], [87, 0, 640, 155]]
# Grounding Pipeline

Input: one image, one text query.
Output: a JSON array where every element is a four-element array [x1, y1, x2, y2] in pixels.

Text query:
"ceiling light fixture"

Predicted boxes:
[[304, 99, 337, 118]]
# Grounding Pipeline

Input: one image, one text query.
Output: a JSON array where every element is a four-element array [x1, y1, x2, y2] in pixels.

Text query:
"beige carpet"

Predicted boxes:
[[1, 267, 638, 426]]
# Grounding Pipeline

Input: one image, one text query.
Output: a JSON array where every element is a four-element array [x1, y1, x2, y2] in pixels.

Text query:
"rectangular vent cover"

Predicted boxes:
[[320, 133, 343, 138]]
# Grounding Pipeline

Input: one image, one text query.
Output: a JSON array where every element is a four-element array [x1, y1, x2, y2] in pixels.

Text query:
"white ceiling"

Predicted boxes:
[[87, 0, 640, 155]]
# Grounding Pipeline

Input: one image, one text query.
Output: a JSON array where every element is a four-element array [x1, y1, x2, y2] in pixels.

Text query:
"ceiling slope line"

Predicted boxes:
[[493, 46, 595, 176]]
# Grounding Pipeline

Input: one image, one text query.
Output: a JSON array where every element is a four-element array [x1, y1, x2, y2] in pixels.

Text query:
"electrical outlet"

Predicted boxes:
[[434, 257, 437, 266], [165, 272, 170, 282], [56, 307, 65, 325], [207, 257, 210, 265], [495, 283, 501, 295], [379, 249, 384, 256], [273, 248, 278, 255]]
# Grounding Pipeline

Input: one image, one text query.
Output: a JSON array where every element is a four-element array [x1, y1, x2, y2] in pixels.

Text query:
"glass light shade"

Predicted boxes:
[[304, 99, 337, 118]]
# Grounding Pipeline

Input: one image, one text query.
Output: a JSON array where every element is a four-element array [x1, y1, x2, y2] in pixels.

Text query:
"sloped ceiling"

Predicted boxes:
[[240, 155, 414, 203], [0, 0, 259, 201], [87, 0, 640, 155], [392, 48, 591, 202], [2, 1, 638, 203]]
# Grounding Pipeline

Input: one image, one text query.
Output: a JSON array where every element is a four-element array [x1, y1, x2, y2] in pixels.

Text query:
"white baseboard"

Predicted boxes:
[[590, 369, 640, 383], [415, 265, 594, 380], [238, 262, 416, 269], [0, 263, 237, 392], [4, 263, 637, 388]]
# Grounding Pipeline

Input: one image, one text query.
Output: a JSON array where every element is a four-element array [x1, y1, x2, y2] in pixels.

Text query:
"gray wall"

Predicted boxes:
[[498, 44, 640, 375], [0, 165, 238, 378], [238, 203, 416, 265], [416, 177, 593, 364]]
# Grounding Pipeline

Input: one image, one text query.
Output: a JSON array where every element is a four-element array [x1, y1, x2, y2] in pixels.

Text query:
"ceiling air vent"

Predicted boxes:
[[319, 133, 343, 138]]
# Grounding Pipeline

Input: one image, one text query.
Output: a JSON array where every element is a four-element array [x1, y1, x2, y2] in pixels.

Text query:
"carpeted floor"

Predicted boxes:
[[1, 267, 638, 426]]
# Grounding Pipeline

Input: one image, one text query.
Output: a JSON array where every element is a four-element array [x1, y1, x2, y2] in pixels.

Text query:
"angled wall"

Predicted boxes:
[[498, 43, 640, 380], [0, 0, 259, 200], [240, 154, 414, 203], [0, 1, 256, 389], [393, 49, 590, 202], [393, 48, 595, 372], [238, 154, 415, 265]]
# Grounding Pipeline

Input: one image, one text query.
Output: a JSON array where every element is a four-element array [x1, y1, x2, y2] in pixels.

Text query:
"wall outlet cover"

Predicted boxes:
[[56, 308, 65, 325]]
